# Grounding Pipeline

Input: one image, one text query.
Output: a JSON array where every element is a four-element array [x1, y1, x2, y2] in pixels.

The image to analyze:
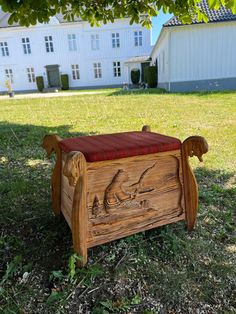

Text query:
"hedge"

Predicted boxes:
[[131, 68, 140, 85], [61, 74, 69, 90], [144, 66, 149, 83], [144, 66, 157, 88], [36, 76, 44, 92]]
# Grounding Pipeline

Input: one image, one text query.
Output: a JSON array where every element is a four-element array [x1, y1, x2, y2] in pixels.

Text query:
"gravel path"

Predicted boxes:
[[0, 90, 109, 100]]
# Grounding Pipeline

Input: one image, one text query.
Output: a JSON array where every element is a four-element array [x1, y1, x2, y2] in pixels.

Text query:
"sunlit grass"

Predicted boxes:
[[0, 89, 235, 313]]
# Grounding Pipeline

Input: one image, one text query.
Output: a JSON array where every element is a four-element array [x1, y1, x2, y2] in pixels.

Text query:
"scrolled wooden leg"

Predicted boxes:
[[42, 134, 62, 216], [181, 136, 208, 231], [142, 125, 151, 132], [63, 151, 88, 267]]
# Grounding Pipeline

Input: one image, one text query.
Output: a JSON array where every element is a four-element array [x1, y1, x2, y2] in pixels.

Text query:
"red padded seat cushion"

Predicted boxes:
[[59, 131, 181, 162]]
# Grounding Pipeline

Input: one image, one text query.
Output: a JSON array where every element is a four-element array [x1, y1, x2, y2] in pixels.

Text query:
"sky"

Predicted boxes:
[[151, 10, 173, 44]]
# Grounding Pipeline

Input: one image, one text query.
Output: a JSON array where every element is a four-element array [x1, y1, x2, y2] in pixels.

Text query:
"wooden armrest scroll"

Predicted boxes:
[[42, 134, 62, 216], [63, 151, 88, 267], [181, 136, 208, 231]]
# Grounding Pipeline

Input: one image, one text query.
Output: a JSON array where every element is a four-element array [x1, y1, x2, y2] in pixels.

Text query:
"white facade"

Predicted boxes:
[[151, 21, 236, 91], [0, 17, 151, 92]]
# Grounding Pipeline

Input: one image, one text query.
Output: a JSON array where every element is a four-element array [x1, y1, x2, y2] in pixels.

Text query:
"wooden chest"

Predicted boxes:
[[43, 126, 208, 267]]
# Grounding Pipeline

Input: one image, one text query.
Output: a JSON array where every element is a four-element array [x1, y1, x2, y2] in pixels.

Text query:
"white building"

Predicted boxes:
[[0, 11, 152, 92], [151, 0, 236, 91]]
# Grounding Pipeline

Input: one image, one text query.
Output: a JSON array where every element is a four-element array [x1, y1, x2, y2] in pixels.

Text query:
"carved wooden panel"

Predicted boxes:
[[61, 154, 74, 229], [86, 150, 185, 248]]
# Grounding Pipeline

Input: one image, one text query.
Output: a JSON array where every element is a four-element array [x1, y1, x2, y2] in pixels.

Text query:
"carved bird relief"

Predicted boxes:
[[128, 162, 157, 195]]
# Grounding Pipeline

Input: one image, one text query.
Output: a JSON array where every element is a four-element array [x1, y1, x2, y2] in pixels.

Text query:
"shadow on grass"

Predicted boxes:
[[0, 121, 235, 312], [108, 87, 167, 96], [170, 89, 236, 97], [0, 121, 99, 272], [0, 121, 97, 148], [108, 87, 236, 97]]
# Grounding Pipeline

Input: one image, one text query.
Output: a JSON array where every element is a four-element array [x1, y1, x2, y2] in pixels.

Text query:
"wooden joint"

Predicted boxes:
[[142, 125, 151, 132]]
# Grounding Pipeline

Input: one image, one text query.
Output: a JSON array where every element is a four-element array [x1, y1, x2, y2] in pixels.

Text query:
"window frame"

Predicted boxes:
[[44, 35, 54, 53], [26, 67, 35, 83], [5, 68, 14, 83], [22, 37, 31, 54], [91, 34, 100, 50], [112, 32, 120, 48], [0, 42, 9, 57], [113, 61, 121, 77], [134, 30, 142, 47], [68, 34, 77, 51], [93, 62, 102, 79], [71, 64, 80, 80]]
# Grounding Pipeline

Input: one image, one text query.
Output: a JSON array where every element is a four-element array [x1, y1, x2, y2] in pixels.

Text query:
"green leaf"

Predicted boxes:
[[131, 294, 141, 305], [68, 253, 82, 281], [208, 0, 218, 9], [1, 255, 22, 284], [100, 300, 114, 311], [46, 290, 63, 304], [1, 0, 236, 27], [50, 270, 64, 282], [232, 0, 236, 13]]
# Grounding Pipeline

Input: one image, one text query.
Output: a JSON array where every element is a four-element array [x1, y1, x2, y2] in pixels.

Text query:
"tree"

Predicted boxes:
[[0, 0, 235, 27]]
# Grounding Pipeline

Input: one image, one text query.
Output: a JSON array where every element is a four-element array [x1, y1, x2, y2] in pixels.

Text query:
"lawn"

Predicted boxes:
[[0, 89, 235, 313]]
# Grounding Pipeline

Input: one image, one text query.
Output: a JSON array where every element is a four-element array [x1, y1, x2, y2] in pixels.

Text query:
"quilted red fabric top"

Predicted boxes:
[[59, 131, 181, 162]]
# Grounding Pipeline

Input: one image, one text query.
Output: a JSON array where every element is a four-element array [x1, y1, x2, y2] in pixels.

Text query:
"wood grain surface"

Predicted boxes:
[[42, 134, 62, 216], [44, 127, 208, 267], [63, 151, 88, 267], [182, 136, 208, 230], [86, 150, 185, 247]]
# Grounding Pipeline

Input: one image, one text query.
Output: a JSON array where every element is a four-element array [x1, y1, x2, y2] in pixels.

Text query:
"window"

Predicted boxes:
[[5, 69, 13, 83], [22, 37, 31, 54], [112, 33, 120, 48], [0, 42, 9, 56], [91, 34, 99, 50], [93, 62, 102, 78], [68, 34, 77, 51], [26, 67, 35, 83], [113, 61, 121, 77], [134, 31, 142, 47], [44, 36, 54, 52], [71, 64, 80, 80]]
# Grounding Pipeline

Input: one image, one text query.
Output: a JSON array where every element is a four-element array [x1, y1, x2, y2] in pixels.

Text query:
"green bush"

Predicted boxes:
[[36, 76, 44, 92], [145, 66, 157, 88], [143, 66, 149, 83], [60, 74, 69, 90], [131, 68, 140, 85]]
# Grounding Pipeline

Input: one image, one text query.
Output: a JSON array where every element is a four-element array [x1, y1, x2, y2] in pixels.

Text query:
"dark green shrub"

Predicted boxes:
[[144, 67, 149, 83], [61, 74, 69, 90], [145, 66, 157, 88], [36, 76, 44, 92], [131, 68, 140, 85]]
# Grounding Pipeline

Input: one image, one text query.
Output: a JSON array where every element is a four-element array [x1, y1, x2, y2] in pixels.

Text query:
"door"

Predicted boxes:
[[46, 65, 60, 87]]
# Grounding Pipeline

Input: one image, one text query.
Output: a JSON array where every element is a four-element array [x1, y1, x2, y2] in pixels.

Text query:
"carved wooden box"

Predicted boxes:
[[43, 126, 208, 267]]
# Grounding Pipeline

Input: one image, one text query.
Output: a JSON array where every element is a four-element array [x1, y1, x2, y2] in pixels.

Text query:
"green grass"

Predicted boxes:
[[0, 89, 236, 313]]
